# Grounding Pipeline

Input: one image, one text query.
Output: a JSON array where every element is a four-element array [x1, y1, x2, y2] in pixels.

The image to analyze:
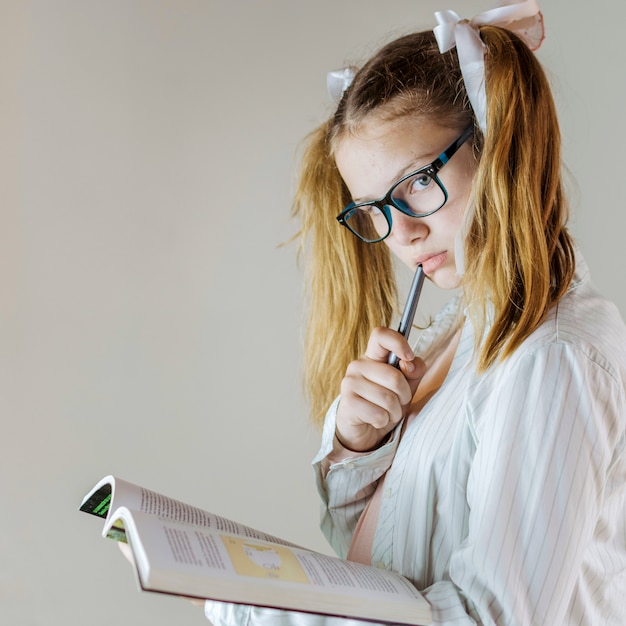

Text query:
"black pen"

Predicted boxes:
[[387, 264, 425, 368]]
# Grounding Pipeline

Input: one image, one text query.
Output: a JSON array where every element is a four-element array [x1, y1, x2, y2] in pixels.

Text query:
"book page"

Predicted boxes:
[[114, 509, 430, 625], [80, 475, 301, 548], [137, 488, 300, 547]]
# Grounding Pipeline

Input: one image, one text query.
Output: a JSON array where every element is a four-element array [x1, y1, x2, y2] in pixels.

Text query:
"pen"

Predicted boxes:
[[387, 264, 425, 368]]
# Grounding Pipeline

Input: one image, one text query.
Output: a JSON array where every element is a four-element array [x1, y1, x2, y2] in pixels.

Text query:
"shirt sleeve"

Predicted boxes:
[[312, 396, 402, 559], [204, 601, 387, 626], [426, 341, 626, 624]]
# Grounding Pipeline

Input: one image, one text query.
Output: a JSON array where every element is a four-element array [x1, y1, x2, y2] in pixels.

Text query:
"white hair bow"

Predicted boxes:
[[433, 0, 544, 134], [326, 67, 355, 103]]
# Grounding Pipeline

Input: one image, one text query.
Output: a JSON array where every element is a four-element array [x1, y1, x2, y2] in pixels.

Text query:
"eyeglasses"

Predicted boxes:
[[336, 126, 474, 243]]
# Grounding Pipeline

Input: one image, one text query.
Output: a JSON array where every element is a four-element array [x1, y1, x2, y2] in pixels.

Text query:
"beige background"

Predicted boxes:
[[2, 1, 624, 625]]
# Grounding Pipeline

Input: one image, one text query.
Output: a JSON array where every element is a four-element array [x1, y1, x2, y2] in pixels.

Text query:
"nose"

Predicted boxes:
[[388, 206, 427, 246]]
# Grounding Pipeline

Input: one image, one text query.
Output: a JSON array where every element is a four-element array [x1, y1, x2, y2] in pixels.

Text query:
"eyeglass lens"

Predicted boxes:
[[345, 171, 445, 242]]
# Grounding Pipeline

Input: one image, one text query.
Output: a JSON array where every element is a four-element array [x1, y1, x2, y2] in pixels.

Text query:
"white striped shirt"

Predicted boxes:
[[204, 254, 626, 626], [313, 254, 626, 624]]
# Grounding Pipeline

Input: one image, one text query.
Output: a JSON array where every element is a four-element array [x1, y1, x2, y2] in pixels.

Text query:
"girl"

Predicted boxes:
[[206, 1, 626, 623]]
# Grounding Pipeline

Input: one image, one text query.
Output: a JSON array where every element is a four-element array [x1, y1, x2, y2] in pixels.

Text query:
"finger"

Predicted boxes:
[[364, 327, 415, 364], [400, 356, 426, 401], [339, 384, 402, 430], [118, 541, 135, 566], [344, 359, 414, 406], [399, 355, 426, 381], [335, 395, 395, 452]]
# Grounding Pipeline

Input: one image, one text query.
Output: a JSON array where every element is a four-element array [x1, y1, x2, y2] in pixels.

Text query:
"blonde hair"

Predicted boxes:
[[464, 26, 575, 366], [293, 121, 397, 426], [294, 28, 575, 427]]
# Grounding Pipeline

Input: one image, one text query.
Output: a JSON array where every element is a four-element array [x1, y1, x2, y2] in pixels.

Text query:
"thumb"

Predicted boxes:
[[399, 356, 426, 399]]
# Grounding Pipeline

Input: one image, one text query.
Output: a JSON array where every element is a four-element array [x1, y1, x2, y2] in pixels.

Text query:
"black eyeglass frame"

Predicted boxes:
[[336, 125, 474, 243]]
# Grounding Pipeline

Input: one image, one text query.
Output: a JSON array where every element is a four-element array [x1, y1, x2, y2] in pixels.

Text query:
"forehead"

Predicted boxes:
[[334, 117, 455, 198]]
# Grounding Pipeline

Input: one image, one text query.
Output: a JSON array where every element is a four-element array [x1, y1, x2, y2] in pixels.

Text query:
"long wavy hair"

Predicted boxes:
[[293, 28, 575, 427]]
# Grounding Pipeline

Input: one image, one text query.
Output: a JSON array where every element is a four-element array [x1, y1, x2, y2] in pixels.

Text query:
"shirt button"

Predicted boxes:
[[375, 561, 386, 569], [383, 488, 392, 499]]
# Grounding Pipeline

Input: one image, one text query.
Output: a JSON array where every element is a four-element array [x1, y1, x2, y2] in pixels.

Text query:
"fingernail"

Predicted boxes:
[[404, 360, 415, 373]]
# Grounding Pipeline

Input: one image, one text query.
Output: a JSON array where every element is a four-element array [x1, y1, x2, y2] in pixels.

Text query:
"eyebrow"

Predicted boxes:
[[352, 153, 433, 204]]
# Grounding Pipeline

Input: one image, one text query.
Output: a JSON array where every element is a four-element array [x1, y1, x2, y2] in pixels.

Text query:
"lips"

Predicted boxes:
[[415, 251, 448, 275]]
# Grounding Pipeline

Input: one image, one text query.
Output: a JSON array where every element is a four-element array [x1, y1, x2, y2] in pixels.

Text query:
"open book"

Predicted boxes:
[[79, 475, 431, 625]]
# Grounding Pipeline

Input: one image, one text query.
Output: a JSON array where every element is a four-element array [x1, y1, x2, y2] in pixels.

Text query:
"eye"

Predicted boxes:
[[409, 172, 434, 193]]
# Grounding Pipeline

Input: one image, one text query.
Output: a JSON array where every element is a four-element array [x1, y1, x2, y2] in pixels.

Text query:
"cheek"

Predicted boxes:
[[383, 238, 399, 256], [436, 198, 466, 234], [445, 177, 474, 227], [383, 238, 413, 268], [444, 155, 477, 223]]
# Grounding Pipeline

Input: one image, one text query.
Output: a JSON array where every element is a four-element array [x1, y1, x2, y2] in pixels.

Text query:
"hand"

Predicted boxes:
[[335, 327, 425, 452], [118, 540, 135, 565]]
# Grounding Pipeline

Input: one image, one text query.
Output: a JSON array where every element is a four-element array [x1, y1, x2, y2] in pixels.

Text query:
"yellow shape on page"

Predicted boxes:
[[222, 537, 308, 583]]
